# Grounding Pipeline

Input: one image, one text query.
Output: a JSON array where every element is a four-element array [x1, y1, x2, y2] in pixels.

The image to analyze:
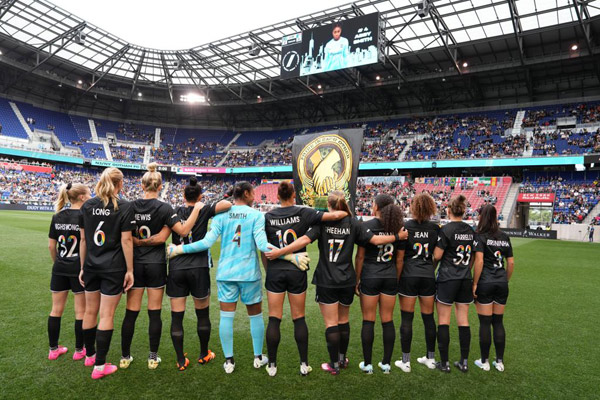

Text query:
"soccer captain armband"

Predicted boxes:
[[283, 252, 311, 272]]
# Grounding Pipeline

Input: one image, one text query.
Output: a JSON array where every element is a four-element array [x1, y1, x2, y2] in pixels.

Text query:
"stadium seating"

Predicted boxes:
[[0, 98, 28, 139], [16, 101, 80, 145]]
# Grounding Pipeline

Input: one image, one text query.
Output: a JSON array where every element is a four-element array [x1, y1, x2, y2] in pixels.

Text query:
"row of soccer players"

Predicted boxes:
[[46, 164, 514, 379]]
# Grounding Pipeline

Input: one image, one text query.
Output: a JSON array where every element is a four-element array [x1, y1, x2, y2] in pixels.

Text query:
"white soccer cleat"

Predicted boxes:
[[417, 356, 437, 370], [253, 355, 268, 369], [359, 361, 373, 374], [474, 359, 490, 371], [266, 364, 277, 377], [492, 360, 504, 372], [378, 362, 391, 374], [394, 360, 411, 373], [300, 363, 312, 376], [119, 355, 133, 369], [147, 355, 161, 370], [223, 360, 235, 374]]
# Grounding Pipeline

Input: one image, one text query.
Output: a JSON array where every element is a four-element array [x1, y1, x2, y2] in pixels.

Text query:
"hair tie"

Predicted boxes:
[[66, 183, 72, 190]]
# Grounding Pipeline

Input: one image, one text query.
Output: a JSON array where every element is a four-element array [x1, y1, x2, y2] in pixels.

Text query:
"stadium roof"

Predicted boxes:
[[0, 0, 599, 127], [1, 0, 598, 86]]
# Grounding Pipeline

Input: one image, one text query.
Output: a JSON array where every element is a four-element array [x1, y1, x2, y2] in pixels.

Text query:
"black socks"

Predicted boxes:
[[381, 321, 395, 365], [83, 326, 97, 357], [458, 326, 471, 364], [121, 309, 139, 358], [196, 307, 211, 358], [325, 326, 340, 367], [170, 311, 185, 365], [400, 311, 414, 356], [75, 319, 84, 351], [338, 322, 350, 363], [437, 324, 450, 364], [48, 316, 61, 349], [492, 314, 505, 362], [478, 314, 493, 361], [293, 317, 309, 365], [421, 313, 436, 358], [95, 329, 113, 366], [148, 309, 162, 353], [266, 316, 281, 366], [361, 320, 375, 365]]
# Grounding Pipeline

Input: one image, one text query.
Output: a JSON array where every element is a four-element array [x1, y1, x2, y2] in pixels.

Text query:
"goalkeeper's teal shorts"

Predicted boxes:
[[217, 279, 262, 304]]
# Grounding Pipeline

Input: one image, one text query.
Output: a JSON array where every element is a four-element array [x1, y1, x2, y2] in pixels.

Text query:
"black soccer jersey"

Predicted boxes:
[[400, 219, 440, 279], [169, 203, 217, 271], [474, 231, 513, 283], [436, 221, 475, 282], [307, 216, 374, 288], [359, 218, 400, 280], [265, 205, 323, 271], [132, 198, 178, 264], [48, 209, 82, 277], [79, 197, 136, 273]]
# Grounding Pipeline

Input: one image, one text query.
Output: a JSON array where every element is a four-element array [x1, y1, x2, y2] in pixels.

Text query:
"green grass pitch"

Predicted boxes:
[[0, 210, 598, 399]]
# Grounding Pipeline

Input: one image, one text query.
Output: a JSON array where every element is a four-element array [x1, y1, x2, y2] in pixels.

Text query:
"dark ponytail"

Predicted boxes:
[[476, 204, 499, 235], [277, 181, 295, 201], [375, 194, 404, 233], [233, 181, 253, 200], [448, 194, 467, 218], [184, 176, 202, 202]]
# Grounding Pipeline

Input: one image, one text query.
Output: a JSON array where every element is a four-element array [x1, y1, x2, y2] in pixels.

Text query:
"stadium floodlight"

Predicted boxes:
[[376, 75, 381, 81], [462, 62, 468, 67], [180, 93, 206, 103], [571, 44, 578, 51], [137, 92, 142, 97], [257, 95, 261, 99], [0, 50, 2, 55], [317, 84, 322, 89], [77, 79, 83, 84], [248, 44, 261, 57], [417, 0, 431, 18]]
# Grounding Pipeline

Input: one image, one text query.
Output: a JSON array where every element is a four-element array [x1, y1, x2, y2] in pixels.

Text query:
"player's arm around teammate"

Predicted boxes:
[[396, 193, 440, 372], [432, 195, 475, 373], [354, 194, 405, 375], [47, 183, 91, 361], [78, 167, 135, 379], [472, 204, 514, 372], [262, 182, 347, 377]]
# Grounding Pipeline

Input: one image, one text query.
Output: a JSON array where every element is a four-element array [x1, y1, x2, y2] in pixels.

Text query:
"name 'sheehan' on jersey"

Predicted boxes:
[[268, 216, 301, 226], [326, 226, 351, 235]]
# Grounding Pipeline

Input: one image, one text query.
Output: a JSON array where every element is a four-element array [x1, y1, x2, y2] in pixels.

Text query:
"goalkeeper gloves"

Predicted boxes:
[[167, 244, 185, 259], [282, 252, 311, 272]]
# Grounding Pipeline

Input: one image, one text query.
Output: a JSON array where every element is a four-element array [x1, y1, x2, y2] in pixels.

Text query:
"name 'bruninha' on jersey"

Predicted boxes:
[[268, 216, 301, 226], [486, 239, 511, 247]]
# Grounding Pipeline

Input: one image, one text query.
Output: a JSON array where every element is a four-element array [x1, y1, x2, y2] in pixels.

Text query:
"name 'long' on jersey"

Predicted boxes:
[[79, 197, 136, 273], [359, 218, 400, 280], [307, 216, 374, 288], [436, 221, 475, 282], [265, 205, 323, 271], [48, 208, 82, 277], [132, 198, 178, 264], [474, 231, 513, 283], [184, 205, 270, 282], [400, 219, 441, 279], [170, 203, 216, 271]]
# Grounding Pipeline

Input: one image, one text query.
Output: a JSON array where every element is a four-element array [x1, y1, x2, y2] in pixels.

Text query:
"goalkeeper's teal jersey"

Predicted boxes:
[[181, 205, 270, 282]]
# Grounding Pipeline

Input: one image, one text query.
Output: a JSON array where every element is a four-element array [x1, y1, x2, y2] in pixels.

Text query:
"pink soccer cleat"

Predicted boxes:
[[84, 355, 96, 367], [48, 346, 68, 360], [73, 349, 86, 361], [91, 363, 118, 380], [320, 362, 340, 375]]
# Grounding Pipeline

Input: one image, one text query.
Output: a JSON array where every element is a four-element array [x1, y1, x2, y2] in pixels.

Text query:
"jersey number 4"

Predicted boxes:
[[328, 239, 344, 262], [232, 225, 242, 247]]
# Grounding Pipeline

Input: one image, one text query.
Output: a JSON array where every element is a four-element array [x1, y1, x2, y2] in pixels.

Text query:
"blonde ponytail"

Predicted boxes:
[[55, 182, 90, 212], [95, 167, 123, 210], [141, 162, 162, 193]]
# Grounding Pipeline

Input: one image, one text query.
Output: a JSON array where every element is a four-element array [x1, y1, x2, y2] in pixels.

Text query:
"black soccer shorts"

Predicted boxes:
[[83, 270, 125, 296], [360, 278, 398, 296], [166, 267, 211, 299], [265, 268, 308, 295], [132, 263, 167, 289], [315, 285, 355, 306], [51, 274, 84, 294], [398, 277, 436, 298], [475, 282, 509, 305], [436, 279, 473, 305]]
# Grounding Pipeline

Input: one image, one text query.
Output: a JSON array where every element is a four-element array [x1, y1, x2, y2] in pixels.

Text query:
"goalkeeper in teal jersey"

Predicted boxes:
[[168, 182, 309, 374]]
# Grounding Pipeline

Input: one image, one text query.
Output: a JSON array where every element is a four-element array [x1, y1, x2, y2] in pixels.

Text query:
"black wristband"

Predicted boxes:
[[394, 233, 400, 242]]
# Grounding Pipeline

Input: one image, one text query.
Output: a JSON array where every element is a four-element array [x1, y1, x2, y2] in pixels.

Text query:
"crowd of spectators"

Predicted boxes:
[[151, 139, 224, 166], [522, 103, 600, 127], [111, 145, 145, 162]]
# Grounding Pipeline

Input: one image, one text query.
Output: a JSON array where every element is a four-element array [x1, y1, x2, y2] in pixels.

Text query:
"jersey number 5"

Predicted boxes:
[[232, 225, 242, 247]]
